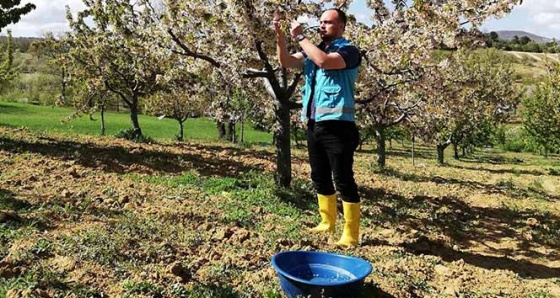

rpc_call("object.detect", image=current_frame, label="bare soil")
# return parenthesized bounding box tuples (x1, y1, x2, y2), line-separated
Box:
(0, 127, 559, 297)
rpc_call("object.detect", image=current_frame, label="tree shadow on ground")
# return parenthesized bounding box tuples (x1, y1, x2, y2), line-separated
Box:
(377, 167, 559, 202)
(0, 188, 124, 232)
(0, 135, 272, 178)
(274, 179, 317, 212)
(385, 147, 437, 160)
(0, 188, 32, 211)
(360, 283, 397, 298)
(449, 163, 545, 176)
(0, 188, 51, 231)
(359, 186, 560, 279)
(0, 104, 27, 114)
(458, 152, 525, 165)
(402, 236, 560, 279)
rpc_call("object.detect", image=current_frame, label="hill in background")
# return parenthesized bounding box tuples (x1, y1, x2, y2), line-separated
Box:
(495, 30, 559, 44)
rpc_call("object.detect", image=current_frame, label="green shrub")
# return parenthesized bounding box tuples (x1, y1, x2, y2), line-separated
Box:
(548, 168, 560, 176)
(499, 125, 540, 153)
(0, 73, 61, 105)
(114, 128, 155, 143)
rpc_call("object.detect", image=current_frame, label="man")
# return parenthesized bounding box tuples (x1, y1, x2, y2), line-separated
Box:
(273, 8, 361, 248)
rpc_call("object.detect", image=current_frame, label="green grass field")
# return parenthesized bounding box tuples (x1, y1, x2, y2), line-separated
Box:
(0, 101, 272, 143)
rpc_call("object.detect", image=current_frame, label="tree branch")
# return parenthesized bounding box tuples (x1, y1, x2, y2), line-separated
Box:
(286, 71, 303, 98)
(243, 68, 270, 78)
(363, 52, 417, 76)
(254, 39, 282, 97)
(357, 78, 417, 105)
(255, 39, 275, 75)
(104, 80, 132, 107)
(166, 29, 221, 68)
(289, 101, 302, 110)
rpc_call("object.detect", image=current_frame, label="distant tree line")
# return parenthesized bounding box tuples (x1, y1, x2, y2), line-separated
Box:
(0, 36, 41, 52)
(485, 31, 560, 53)
(0, 0, 36, 53)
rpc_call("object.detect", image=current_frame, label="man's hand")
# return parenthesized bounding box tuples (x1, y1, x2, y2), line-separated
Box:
(290, 20, 303, 39)
(273, 10, 285, 36)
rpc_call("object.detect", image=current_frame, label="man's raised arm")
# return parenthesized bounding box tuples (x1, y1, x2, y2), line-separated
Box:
(273, 16, 304, 69)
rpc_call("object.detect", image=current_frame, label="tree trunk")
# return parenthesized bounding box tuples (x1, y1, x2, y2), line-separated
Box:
(274, 99, 292, 187)
(217, 121, 226, 139)
(60, 68, 67, 105)
(453, 143, 459, 159)
(462, 146, 466, 157)
(100, 104, 106, 136)
(411, 134, 415, 166)
(374, 126, 387, 168)
(437, 143, 448, 165)
(293, 124, 299, 147)
(178, 120, 184, 141)
(129, 98, 142, 139)
(359, 134, 368, 151)
(226, 121, 236, 142)
(240, 119, 244, 143)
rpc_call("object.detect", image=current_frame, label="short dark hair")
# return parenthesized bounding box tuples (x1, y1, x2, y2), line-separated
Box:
(325, 8, 347, 25)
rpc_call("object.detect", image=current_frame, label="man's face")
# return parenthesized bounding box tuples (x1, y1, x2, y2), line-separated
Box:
(319, 10, 345, 42)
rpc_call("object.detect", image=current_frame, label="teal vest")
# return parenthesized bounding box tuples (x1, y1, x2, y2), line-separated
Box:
(301, 37, 359, 122)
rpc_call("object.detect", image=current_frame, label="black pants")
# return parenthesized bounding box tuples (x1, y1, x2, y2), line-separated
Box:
(307, 120, 360, 203)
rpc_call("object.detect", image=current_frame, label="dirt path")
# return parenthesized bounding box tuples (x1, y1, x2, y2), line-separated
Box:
(509, 51, 560, 62)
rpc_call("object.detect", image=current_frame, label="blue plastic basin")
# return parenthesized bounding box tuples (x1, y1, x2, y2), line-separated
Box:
(271, 251, 373, 298)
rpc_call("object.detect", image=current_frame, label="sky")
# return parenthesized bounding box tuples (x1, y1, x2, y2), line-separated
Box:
(2, 0, 560, 40)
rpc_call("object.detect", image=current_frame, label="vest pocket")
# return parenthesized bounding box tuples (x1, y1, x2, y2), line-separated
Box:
(320, 86, 341, 108)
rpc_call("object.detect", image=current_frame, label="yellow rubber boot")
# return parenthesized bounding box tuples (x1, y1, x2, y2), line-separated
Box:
(309, 194, 337, 233)
(336, 202, 360, 248)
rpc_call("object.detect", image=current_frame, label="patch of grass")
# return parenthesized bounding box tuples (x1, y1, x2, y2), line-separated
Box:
(123, 280, 163, 297)
(527, 178, 545, 192)
(1, 263, 71, 294)
(526, 290, 555, 298)
(496, 177, 515, 189)
(167, 283, 190, 297)
(65, 284, 106, 298)
(0, 275, 38, 297)
(263, 290, 283, 298)
(166, 172, 201, 187)
(0, 224, 37, 260)
(113, 212, 166, 243)
(184, 283, 239, 298)
(410, 277, 433, 293)
(29, 238, 53, 257)
(133, 170, 313, 219)
(29, 264, 68, 289)
(218, 202, 256, 227)
(59, 226, 123, 266)
(203, 177, 241, 194)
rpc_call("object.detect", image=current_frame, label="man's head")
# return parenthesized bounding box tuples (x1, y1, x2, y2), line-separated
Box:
(319, 8, 347, 42)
